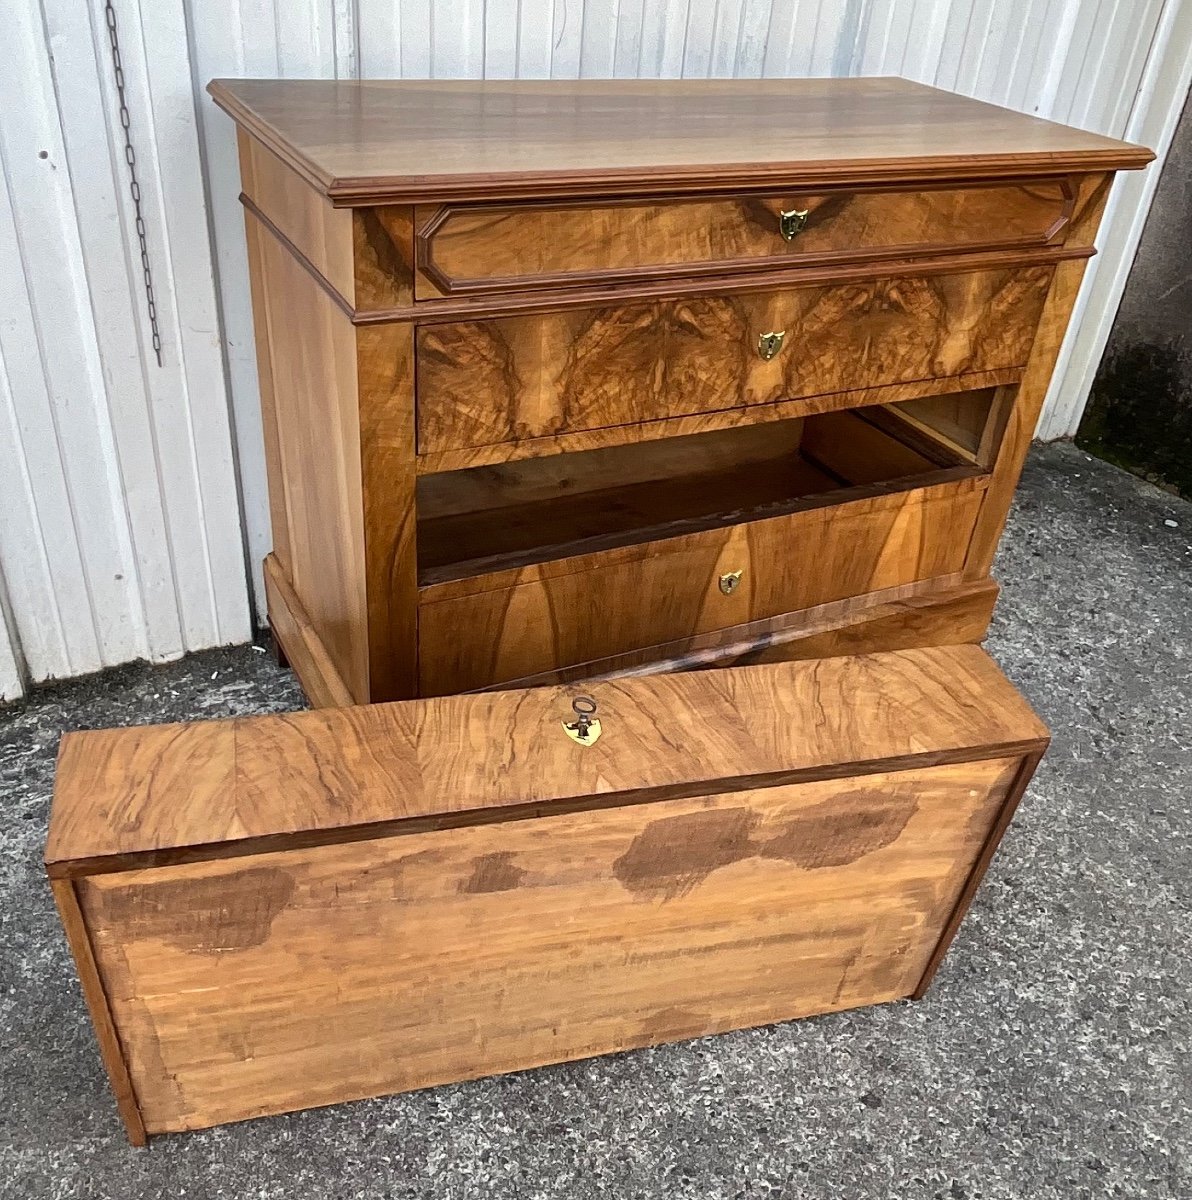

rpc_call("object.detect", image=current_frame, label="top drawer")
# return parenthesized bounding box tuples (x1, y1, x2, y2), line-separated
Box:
(414, 180, 1072, 298)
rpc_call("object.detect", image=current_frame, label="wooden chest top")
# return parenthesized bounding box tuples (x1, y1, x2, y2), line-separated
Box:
(206, 77, 1152, 204)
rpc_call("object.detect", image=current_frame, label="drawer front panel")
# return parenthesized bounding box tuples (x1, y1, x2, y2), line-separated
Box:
(417, 479, 983, 695)
(415, 266, 1052, 456)
(414, 181, 1070, 297)
(79, 754, 1021, 1133)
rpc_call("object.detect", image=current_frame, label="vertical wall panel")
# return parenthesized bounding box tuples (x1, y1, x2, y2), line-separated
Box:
(0, 0, 250, 691)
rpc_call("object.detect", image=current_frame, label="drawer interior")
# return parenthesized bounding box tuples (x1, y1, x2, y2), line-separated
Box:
(416, 388, 1000, 586)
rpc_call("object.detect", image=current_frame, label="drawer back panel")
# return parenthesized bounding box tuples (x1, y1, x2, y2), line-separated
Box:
(414, 266, 1052, 455)
(78, 755, 1021, 1134)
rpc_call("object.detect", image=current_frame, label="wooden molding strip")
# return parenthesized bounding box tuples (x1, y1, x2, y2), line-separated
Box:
(362, 244, 1094, 326)
(241, 195, 355, 319)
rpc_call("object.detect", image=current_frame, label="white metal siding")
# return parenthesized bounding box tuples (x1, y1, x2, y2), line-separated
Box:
(1, 0, 1189, 695)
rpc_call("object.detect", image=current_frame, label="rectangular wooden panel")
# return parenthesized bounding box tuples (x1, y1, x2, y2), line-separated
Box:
(415, 267, 1053, 455)
(414, 180, 1070, 297)
(242, 210, 370, 702)
(416, 478, 985, 694)
(78, 754, 1023, 1134)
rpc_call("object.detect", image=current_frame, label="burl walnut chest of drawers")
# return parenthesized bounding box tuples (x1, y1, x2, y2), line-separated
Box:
(208, 78, 1150, 705)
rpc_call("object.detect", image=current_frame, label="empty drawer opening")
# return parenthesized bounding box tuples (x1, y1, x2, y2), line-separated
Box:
(416, 387, 1002, 586)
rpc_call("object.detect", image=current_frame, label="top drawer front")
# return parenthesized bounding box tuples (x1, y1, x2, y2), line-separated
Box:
(414, 180, 1071, 298)
(415, 266, 1052, 456)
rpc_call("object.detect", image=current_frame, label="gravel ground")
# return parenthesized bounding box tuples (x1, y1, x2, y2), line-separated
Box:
(1, 441, 1189, 1200)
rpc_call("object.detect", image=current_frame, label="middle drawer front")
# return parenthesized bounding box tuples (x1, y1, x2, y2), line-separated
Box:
(415, 266, 1052, 456)
(417, 477, 984, 695)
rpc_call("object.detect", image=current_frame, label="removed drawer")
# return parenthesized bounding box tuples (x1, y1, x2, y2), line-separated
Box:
(413, 180, 1071, 297)
(49, 646, 1048, 1140)
(415, 266, 1051, 455)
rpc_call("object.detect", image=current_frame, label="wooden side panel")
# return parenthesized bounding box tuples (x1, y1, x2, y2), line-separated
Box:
(243, 211, 369, 702)
(417, 479, 985, 694)
(414, 181, 1070, 297)
(238, 130, 355, 303)
(415, 267, 1053, 454)
(79, 755, 1024, 1134)
(50, 878, 147, 1146)
(262, 553, 355, 708)
(965, 174, 1112, 575)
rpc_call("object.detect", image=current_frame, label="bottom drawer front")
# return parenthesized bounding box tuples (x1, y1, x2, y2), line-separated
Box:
(418, 481, 983, 695)
(79, 755, 1021, 1134)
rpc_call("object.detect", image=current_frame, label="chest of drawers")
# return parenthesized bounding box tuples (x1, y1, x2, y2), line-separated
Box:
(209, 77, 1150, 705)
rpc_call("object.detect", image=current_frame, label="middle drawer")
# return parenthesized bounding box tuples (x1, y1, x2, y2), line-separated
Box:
(415, 266, 1052, 456)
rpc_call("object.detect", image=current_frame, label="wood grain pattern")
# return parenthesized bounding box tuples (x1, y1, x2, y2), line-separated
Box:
(206, 78, 1151, 204)
(416, 477, 986, 694)
(357, 322, 418, 701)
(484, 577, 1000, 690)
(243, 209, 370, 702)
(46, 644, 1048, 875)
(76, 754, 1024, 1134)
(414, 180, 1071, 297)
(415, 267, 1053, 454)
(414, 369, 1021, 475)
(352, 204, 414, 309)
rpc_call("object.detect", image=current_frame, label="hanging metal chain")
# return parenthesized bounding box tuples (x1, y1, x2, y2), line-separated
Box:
(104, 0, 163, 365)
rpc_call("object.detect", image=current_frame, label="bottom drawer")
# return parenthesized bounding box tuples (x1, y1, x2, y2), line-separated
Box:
(417, 478, 985, 695)
(50, 646, 1047, 1139)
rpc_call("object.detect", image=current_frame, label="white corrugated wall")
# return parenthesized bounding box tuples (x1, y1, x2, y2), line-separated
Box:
(1, 0, 1190, 701)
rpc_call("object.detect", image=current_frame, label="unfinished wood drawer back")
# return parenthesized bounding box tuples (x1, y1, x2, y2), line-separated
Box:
(48, 646, 1048, 1142)
(413, 180, 1072, 298)
(414, 266, 1052, 455)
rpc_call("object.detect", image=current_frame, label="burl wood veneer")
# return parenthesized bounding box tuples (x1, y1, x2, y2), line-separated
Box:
(47, 645, 1048, 1142)
(209, 77, 1151, 704)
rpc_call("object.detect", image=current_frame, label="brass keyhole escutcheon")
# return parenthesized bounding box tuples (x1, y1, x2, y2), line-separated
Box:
(719, 569, 744, 596)
(757, 331, 785, 361)
(779, 207, 809, 240)
(562, 695, 602, 746)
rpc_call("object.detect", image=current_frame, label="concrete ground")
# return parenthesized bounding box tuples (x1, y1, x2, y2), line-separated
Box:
(1, 441, 1189, 1200)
